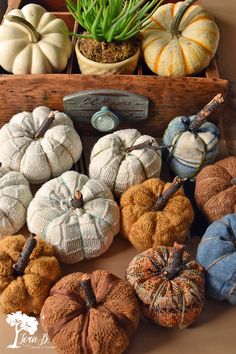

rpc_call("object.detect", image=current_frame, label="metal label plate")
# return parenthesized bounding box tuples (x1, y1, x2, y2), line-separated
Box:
(63, 89, 149, 123)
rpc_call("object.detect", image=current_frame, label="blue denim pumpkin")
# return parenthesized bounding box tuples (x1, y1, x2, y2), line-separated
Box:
(196, 214, 236, 304)
(163, 115, 219, 179)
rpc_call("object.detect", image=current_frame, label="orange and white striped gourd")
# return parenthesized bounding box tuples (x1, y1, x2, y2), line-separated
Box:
(142, 0, 219, 76)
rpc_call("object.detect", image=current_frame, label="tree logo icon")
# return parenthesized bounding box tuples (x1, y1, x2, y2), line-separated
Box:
(6, 311, 38, 348)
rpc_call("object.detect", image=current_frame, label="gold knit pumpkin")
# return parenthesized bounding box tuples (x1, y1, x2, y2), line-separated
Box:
(0, 235, 61, 314)
(142, 0, 219, 76)
(120, 177, 194, 251)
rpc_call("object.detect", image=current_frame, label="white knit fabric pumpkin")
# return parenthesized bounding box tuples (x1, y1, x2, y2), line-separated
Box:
(0, 106, 82, 184)
(27, 171, 120, 264)
(89, 129, 162, 197)
(0, 166, 32, 238)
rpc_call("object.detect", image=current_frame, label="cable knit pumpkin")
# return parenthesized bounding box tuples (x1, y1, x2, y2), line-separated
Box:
(195, 156, 236, 222)
(120, 177, 194, 251)
(0, 165, 32, 238)
(126, 244, 205, 328)
(163, 94, 224, 179)
(27, 171, 120, 264)
(0, 106, 82, 184)
(89, 129, 162, 197)
(40, 270, 140, 354)
(0, 234, 61, 314)
(196, 214, 236, 304)
(142, 0, 219, 76)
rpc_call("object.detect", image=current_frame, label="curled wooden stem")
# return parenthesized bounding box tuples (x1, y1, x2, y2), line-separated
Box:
(71, 191, 83, 208)
(34, 112, 55, 139)
(126, 139, 173, 153)
(153, 177, 186, 211)
(231, 177, 236, 185)
(162, 242, 185, 280)
(188, 94, 224, 133)
(13, 234, 37, 276)
(80, 278, 97, 308)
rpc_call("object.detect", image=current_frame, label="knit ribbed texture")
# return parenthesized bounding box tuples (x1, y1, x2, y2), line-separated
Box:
(120, 178, 194, 251)
(27, 171, 120, 264)
(196, 214, 236, 304)
(0, 106, 82, 184)
(0, 167, 32, 238)
(0, 234, 61, 314)
(40, 270, 140, 354)
(89, 129, 162, 197)
(126, 247, 205, 328)
(195, 156, 236, 222)
(163, 116, 219, 179)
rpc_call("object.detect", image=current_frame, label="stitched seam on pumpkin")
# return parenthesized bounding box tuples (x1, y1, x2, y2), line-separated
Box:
(206, 252, 235, 271)
(1, 193, 28, 211)
(0, 207, 14, 231)
(48, 137, 75, 163)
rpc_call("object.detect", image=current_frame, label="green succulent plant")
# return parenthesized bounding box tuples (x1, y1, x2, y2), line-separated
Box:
(66, 0, 163, 42)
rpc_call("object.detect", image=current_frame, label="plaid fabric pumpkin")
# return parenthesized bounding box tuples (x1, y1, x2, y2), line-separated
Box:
(126, 244, 205, 328)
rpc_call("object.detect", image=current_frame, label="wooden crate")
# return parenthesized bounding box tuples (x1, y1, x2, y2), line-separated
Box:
(0, 0, 229, 157)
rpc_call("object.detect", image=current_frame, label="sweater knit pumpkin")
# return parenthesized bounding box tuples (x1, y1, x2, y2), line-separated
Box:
(0, 166, 32, 238)
(40, 270, 140, 354)
(0, 106, 82, 183)
(195, 156, 236, 222)
(27, 171, 120, 264)
(89, 129, 162, 197)
(126, 244, 205, 328)
(196, 214, 236, 304)
(0, 234, 61, 314)
(163, 115, 219, 179)
(120, 178, 194, 251)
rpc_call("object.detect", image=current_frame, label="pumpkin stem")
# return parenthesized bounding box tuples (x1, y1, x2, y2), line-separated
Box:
(171, 0, 197, 37)
(13, 233, 37, 276)
(231, 177, 236, 185)
(188, 94, 224, 133)
(80, 277, 97, 308)
(153, 176, 186, 211)
(126, 139, 173, 152)
(71, 191, 83, 208)
(34, 112, 55, 139)
(5, 15, 40, 43)
(163, 242, 185, 280)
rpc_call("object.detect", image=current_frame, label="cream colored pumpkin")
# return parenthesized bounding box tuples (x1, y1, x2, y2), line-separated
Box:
(0, 166, 32, 238)
(0, 4, 72, 74)
(89, 129, 162, 197)
(0, 106, 82, 184)
(142, 0, 219, 76)
(27, 171, 120, 264)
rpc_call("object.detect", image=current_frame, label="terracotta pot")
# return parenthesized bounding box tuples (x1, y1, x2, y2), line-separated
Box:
(75, 41, 140, 74)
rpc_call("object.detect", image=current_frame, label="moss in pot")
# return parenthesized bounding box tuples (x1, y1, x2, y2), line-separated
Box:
(66, 0, 163, 74)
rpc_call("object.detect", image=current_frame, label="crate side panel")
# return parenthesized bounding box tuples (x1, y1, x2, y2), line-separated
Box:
(0, 75, 228, 136)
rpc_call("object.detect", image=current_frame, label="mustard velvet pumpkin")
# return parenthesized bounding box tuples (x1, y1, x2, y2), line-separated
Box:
(142, 0, 219, 76)
(0, 234, 61, 314)
(120, 177, 194, 251)
(0, 4, 72, 74)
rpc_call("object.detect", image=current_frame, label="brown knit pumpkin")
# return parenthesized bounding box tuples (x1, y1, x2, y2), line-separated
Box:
(0, 234, 61, 314)
(120, 177, 194, 251)
(40, 270, 140, 354)
(126, 243, 205, 328)
(195, 156, 236, 222)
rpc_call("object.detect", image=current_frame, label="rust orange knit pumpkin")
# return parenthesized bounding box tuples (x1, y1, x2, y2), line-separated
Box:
(120, 177, 194, 251)
(0, 234, 61, 314)
(195, 156, 236, 222)
(40, 270, 140, 354)
(126, 243, 205, 328)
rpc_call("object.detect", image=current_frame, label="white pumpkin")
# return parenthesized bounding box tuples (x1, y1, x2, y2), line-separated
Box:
(89, 129, 162, 197)
(27, 171, 120, 264)
(0, 165, 32, 238)
(0, 4, 72, 74)
(142, 0, 219, 76)
(0, 106, 82, 184)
